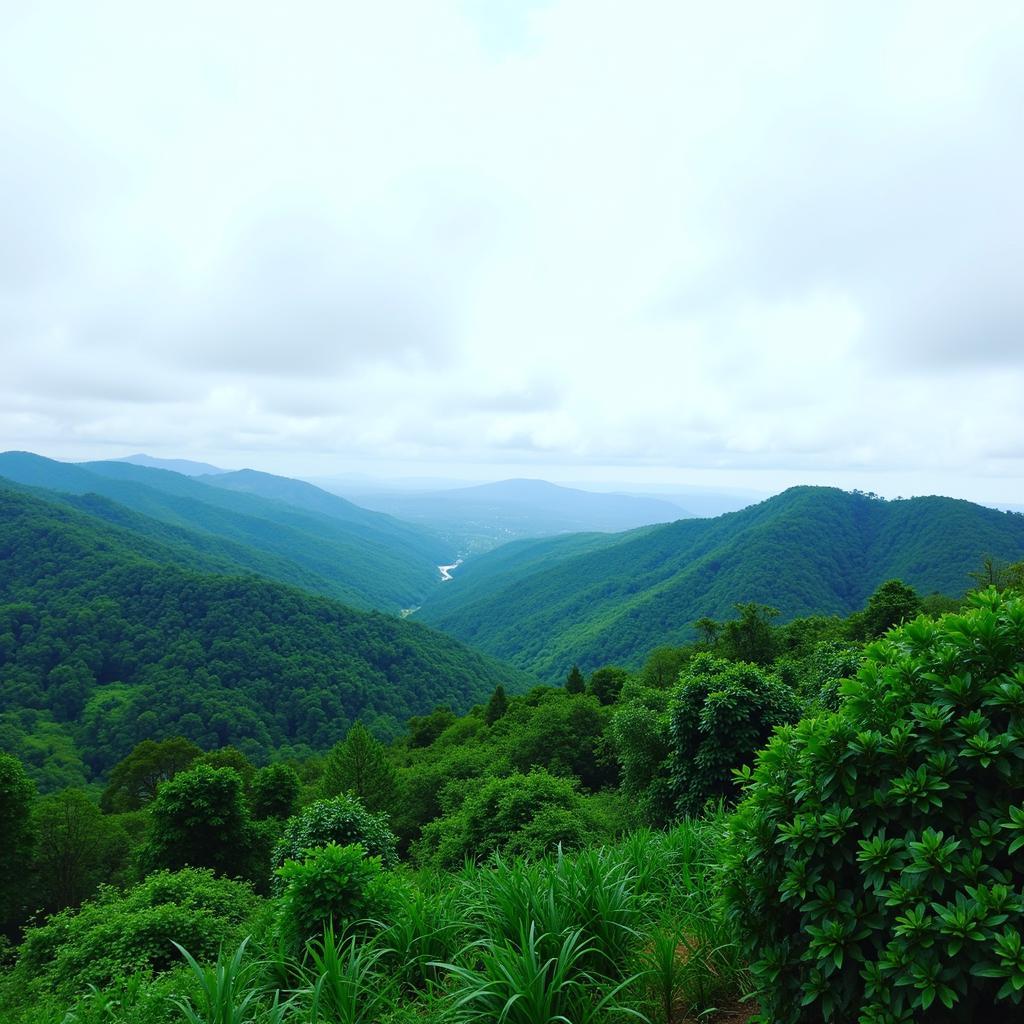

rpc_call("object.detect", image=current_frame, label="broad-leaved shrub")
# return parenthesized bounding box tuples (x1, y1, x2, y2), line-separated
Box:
(726, 590, 1024, 1022)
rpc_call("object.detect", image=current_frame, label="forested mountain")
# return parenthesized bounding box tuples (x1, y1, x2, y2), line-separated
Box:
(0, 487, 534, 789)
(0, 452, 451, 611)
(345, 477, 689, 552)
(417, 486, 1024, 677)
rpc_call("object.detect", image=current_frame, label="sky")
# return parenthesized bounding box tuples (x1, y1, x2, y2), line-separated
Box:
(2, 0, 1023, 503)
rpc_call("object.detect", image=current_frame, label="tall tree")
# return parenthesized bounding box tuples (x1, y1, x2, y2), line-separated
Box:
(484, 685, 509, 725)
(100, 737, 201, 812)
(861, 579, 921, 638)
(146, 765, 251, 877)
(32, 789, 127, 913)
(321, 722, 398, 813)
(0, 753, 34, 936)
(249, 763, 301, 820)
(565, 664, 585, 694)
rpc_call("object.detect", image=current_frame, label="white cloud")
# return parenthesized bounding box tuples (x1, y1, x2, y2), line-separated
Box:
(1, 0, 1022, 501)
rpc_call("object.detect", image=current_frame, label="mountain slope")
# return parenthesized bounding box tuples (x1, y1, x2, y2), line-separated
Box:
(0, 452, 451, 611)
(0, 487, 534, 783)
(115, 453, 226, 476)
(417, 487, 1024, 678)
(346, 477, 689, 552)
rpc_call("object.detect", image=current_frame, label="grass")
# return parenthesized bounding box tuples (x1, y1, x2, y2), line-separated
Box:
(3, 821, 750, 1024)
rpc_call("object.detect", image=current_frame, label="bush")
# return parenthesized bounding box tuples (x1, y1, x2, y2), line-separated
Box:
(272, 795, 398, 891)
(276, 843, 399, 951)
(669, 654, 800, 816)
(725, 590, 1024, 1022)
(416, 770, 604, 869)
(17, 868, 256, 995)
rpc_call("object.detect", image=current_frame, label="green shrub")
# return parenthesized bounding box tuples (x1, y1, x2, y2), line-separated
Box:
(275, 843, 399, 951)
(726, 590, 1024, 1022)
(17, 869, 257, 995)
(416, 770, 604, 869)
(271, 796, 398, 891)
(669, 654, 800, 816)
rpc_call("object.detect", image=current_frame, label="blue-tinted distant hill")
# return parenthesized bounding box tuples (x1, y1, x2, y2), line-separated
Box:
(114, 453, 227, 476)
(346, 477, 689, 552)
(0, 452, 452, 611)
(417, 486, 1024, 678)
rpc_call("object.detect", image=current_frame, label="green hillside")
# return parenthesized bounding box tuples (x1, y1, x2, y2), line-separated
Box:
(417, 486, 1024, 677)
(0, 487, 534, 787)
(0, 452, 451, 611)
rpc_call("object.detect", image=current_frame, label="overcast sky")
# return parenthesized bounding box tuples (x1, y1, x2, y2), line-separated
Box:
(2, 1, 1022, 502)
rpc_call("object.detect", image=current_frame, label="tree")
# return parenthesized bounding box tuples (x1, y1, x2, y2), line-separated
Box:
(587, 666, 629, 706)
(484, 685, 509, 725)
(31, 789, 128, 913)
(146, 765, 252, 878)
(639, 646, 690, 689)
(693, 617, 720, 648)
(0, 752, 34, 935)
(321, 722, 399, 813)
(249, 763, 300, 820)
(565, 665, 585, 694)
(100, 737, 200, 812)
(860, 578, 921, 638)
(719, 603, 779, 665)
(669, 654, 800, 815)
(195, 746, 254, 785)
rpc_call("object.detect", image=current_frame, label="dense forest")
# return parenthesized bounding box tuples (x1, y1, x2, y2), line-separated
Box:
(418, 485, 1024, 675)
(0, 452, 453, 612)
(3, 456, 1024, 1023)
(3, 555, 1023, 1022)
(0, 487, 533, 790)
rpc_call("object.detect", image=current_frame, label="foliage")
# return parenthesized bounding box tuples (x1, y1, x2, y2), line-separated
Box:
(100, 737, 201, 812)
(31, 789, 130, 914)
(320, 723, 399, 813)
(589, 666, 630, 705)
(611, 693, 673, 827)
(146, 765, 254, 878)
(417, 486, 1024, 677)
(725, 589, 1024, 1021)
(0, 751, 35, 935)
(249, 763, 301, 821)
(275, 843, 399, 951)
(417, 770, 605, 868)
(483, 685, 508, 725)
(669, 654, 800, 816)
(565, 664, 585, 694)
(0, 486, 533, 778)
(17, 869, 256, 995)
(858, 578, 922, 639)
(272, 796, 398, 889)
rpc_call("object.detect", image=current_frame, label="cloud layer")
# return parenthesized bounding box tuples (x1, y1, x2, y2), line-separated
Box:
(2, 1, 1022, 500)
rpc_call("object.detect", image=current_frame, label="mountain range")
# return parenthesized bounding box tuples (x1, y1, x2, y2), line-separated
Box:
(416, 485, 1024, 678)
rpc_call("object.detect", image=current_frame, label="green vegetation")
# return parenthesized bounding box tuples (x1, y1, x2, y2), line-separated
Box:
(727, 589, 1024, 1021)
(0, 451, 451, 611)
(3, 454, 1024, 1023)
(0, 486, 533, 789)
(418, 486, 1024, 676)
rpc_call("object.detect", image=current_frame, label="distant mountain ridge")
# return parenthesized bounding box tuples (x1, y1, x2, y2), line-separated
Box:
(417, 486, 1024, 678)
(344, 477, 690, 552)
(114, 453, 227, 476)
(0, 451, 452, 611)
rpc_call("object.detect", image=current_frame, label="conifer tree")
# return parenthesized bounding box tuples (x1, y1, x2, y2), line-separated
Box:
(565, 664, 585, 694)
(484, 684, 508, 725)
(321, 722, 398, 813)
